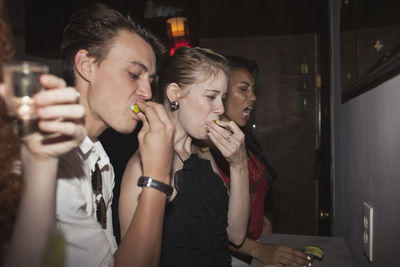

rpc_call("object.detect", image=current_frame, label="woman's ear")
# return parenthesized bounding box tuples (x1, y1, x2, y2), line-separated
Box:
(166, 82, 183, 102)
(74, 49, 95, 82)
(0, 83, 5, 99)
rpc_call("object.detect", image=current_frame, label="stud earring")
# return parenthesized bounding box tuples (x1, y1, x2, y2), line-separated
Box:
(170, 101, 179, 111)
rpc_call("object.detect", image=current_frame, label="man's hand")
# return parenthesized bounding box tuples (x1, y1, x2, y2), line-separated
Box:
(22, 74, 86, 160)
(136, 101, 174, 183)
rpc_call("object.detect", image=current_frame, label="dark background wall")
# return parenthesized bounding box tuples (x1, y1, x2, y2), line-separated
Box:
(330, 0, 400, 266)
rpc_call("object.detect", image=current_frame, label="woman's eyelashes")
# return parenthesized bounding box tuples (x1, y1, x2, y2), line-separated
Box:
(128, 71, 140, 80)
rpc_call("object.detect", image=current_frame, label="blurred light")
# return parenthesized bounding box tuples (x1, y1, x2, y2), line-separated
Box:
(166, 17, 191, 56)
(166, 17, 187, 38)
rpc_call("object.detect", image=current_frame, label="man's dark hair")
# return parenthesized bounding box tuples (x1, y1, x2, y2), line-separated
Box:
(225, 55, 259, 81)
(61, 3, 167, 85)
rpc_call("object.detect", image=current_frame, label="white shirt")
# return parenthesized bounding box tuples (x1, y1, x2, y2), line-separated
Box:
(56, 136, 117, 267)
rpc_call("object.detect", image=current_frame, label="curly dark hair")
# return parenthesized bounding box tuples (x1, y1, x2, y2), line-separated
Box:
(0, 0, 22, 261)
(61, 3, 167, 86)
(0, 0, 14, 80)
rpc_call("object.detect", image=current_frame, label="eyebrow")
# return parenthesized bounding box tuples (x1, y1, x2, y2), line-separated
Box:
(205, 89, 222, 93)
(238, 81, 250, 86)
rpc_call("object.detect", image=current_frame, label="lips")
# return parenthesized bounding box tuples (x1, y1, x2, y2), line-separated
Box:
(242, 106, 253, 120)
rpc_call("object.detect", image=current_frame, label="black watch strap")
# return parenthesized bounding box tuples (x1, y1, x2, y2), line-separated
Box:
(137, 176, 173, 198)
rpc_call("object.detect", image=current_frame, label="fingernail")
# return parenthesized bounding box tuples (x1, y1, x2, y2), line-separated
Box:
(307, 256, 311, 261)
(309, 262, 312, 267)
(130, 104, 141, 114)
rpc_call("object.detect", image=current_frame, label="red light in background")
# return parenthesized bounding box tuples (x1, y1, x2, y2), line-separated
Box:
(169, 38, 191, 56)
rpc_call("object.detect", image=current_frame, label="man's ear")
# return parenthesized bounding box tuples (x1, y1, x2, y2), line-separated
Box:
(166, 83, 183, 102)
(74, 49, 95, 82)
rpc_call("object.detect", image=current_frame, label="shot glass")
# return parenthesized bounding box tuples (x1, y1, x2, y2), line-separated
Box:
(2, 61, 49, 135)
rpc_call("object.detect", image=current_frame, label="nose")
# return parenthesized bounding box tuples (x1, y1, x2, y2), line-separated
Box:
(215, 99, 225, 116)
(249, 89, 256, 102)
(137, 78, 152, 101)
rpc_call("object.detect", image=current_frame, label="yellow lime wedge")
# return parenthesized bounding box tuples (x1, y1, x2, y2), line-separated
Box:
(305, 245, 324, 260)
(131, 104, 141, 114)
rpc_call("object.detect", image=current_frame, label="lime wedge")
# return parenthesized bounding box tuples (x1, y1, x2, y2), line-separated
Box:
(305, 245, 324, 260)
(131, 104, 141, 114)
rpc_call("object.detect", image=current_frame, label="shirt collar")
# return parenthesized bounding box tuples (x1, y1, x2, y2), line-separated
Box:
(78, 136, 110, 169)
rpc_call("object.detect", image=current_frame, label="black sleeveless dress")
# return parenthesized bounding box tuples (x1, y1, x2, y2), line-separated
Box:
(160, 153, 231, 267)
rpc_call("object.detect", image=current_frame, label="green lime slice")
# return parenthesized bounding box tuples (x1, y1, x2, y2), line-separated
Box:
(305, 245, 324, 259)
(131, 104, 141, 114)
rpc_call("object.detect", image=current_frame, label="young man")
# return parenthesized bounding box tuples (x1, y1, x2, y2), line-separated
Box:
(58, 4, 174, 267)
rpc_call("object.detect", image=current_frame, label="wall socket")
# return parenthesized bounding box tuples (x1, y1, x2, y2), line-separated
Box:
(362, 201, 373, 262)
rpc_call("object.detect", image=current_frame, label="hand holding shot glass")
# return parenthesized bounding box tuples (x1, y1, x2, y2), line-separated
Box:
(1, 61, 86, 157)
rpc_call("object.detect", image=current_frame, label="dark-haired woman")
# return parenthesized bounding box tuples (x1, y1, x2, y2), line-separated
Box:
(203, 56, 310, 267)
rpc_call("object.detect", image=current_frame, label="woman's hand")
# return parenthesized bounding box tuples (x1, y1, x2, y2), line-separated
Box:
(255, 243, 310, 267)
(21, 74, 86, 160)
(206, 119, 246, 167)
(207, 120, 249, 246)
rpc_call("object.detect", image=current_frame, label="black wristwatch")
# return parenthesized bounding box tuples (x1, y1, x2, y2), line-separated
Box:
(137, 176, 173, 198)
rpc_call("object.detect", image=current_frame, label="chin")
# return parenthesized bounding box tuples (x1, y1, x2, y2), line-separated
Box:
(114, 120, 138, 134)
(189, 129, 208, 141)
(237, 120, 247, 128)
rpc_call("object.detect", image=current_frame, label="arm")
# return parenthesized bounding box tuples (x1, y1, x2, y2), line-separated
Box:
(119, 152, 144, 239)
(4, 149, 59, 267)
(206, 120, 250, 246)
(226, 159, 249, 246)
(229, 238, 309, 267)
(2, 75, 85, 267)
(115, 101, 174, 267)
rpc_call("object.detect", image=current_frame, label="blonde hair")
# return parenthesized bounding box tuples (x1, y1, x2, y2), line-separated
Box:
(158, 46, 230, 104)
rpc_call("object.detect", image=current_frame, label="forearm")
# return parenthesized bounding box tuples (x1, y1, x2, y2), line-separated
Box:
(115, 187, 167, 267)
(227, 163, 250, 245)
(229, 237, 262, 259)
(4, 149, 58, 267)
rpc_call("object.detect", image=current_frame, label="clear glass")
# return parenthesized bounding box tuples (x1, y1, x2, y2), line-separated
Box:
(2, 61, 49, 121)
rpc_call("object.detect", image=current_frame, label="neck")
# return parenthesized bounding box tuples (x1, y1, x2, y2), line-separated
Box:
(75, 80, 107, 140)
(173, 128, 192, 160)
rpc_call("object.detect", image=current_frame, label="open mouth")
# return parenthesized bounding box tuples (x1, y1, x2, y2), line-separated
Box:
(242, 106, 253, 120)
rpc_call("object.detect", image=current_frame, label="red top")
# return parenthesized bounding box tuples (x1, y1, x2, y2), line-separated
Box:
(218, 153, 269, 240)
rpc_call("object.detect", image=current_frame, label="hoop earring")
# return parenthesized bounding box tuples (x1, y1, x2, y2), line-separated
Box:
(170, 101, 179, 111)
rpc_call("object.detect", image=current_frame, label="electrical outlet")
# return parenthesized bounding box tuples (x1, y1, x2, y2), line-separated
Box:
(362, 202, 373, 262)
